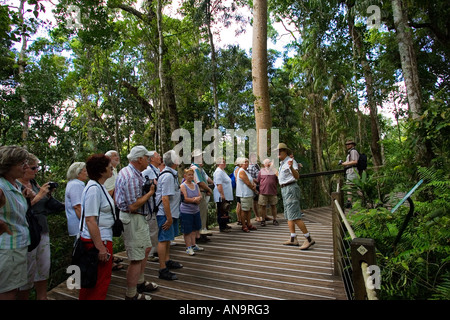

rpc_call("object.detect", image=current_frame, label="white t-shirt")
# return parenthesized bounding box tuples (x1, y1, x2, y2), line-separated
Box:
(213, 167, 233, 202)
(80, 180, 115, 242)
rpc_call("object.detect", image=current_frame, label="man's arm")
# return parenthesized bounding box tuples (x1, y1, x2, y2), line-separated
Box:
(161, 195, 172, 230)
(128, 185, 155, 212)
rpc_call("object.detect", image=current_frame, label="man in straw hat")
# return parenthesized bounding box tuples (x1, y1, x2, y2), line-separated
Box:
(277, 143, 315, 250)
(340, 139, 360, 208)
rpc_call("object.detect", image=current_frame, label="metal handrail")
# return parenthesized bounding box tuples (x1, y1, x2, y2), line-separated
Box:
(334, 199, 356, 240)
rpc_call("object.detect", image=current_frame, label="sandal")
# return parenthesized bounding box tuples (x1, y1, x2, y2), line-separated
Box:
(125, 293, 152, 300)
(273, 220, 279, 226)
(112, 263, 124, 271)
(248, 224, 257, 230)
(260, 220, 266, 227)
(137, 281, 159, 293)
(242, 227, 250, 233)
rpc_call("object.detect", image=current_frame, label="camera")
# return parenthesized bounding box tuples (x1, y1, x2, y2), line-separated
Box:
(48, 182, 58, 189)
(143, 175, 154, 194)
(338, 160, 343, 166)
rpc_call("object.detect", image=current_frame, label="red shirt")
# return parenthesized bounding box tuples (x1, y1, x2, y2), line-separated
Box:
(257, 168, 279, 195)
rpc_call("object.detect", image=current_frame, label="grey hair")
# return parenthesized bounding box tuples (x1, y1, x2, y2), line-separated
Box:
(105, 150, 118, 157)
(0, 145, 29, 177)
(163, 150, 179, 167)
(66, 162, 86, 180)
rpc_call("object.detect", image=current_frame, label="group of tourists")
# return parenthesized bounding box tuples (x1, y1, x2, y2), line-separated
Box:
(0, 141, 321, 301)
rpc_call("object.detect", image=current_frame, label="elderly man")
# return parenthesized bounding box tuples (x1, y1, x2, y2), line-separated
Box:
(155, 150, 183, 280)
(104, 150, 120, 197)
(191, 149, 213, 241)
(142, 151, 162, 262)
(115, 145, 158, 300)
(277, 143, 315, 250)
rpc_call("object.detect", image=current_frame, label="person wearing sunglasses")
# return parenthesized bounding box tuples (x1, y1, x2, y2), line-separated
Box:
(16, 154, 53, 300)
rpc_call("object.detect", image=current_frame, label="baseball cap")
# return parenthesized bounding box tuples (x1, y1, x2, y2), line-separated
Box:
(127, 145, 152, 160)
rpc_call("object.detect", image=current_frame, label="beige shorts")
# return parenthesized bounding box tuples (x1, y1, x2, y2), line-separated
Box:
(240, 197, 253, 211)
(120, 211, 152, 261)
(0, 247, 28, 293)
(258, 194, 278, 206)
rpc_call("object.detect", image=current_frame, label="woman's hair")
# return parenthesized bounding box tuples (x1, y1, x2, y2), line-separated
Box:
(184, 168, 194, 175)
(0, 145, 29, 177)
(86, 154, 111, 181)
(66, 162, 86, 180)
(26, 153, 39, 166)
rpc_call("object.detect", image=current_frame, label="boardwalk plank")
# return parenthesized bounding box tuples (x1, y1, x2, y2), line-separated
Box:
(47, 206, 347, 300)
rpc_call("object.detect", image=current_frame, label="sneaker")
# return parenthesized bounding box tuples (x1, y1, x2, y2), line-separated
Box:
(166, 259, 183, 269)
(147, 255, 159, 262)
(159, 268, 177, 280)
(186, 247, 195, 256)
(200, 228, 213, 236)
(283, 236, 299, 246)
(192, 244, 204, 252)
(299, 238, 316, 250)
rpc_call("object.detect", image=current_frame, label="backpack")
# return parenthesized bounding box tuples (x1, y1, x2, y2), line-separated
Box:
(356, 153, 368, 173)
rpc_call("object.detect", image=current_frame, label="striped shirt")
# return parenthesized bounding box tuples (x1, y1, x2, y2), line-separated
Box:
(115, 164, 151, 215)
(0, 177, 30, 249)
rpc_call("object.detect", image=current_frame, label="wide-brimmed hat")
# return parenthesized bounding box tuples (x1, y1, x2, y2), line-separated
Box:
(276, 143, 291, 153)
(345, 140, 356, 146)
(191, 149, 204, 157)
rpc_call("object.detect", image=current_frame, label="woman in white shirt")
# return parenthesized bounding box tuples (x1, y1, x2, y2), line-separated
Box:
(213, 157, 233, 232)
(236, 158, 257, 232)
(78, 154, 115, 300)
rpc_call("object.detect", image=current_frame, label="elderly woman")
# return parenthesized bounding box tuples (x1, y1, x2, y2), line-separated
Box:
(78, 154, 115, 300)
(0, 145, 30, 300)
(236, 158, 257, 232)
(65, 162, 88, 238)
(213, 157, 233, 232)
(16, 154, 53, 300)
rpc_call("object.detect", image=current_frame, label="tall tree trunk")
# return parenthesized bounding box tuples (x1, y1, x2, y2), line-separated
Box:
(18, 0, 28, 144)
(252, 0, 272, 157)
(391, 0, 422, 119)
(392, 0, 434, 165)
(206, 1, 219, 129)
(157, 0, 179, 149)
(346, 3, 383, 168)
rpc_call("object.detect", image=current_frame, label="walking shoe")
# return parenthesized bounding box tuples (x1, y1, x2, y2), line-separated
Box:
(137, 281, 159, 293)
(299, 238, 316, 250)
(192, 244, 204, 252)
(283, 236, 299, 246)
(159, 268, 177, 280)
(166, 259, 183, 269)
(186, 247, 195, 256)
(125, 293, 152, 300)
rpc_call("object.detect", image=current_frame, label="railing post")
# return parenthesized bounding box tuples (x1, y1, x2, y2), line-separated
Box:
(331, 191, 342, 276)
(351, 238, 376, 300)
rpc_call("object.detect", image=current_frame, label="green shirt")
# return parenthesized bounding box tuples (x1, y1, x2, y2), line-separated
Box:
(0, 177, 30, 249)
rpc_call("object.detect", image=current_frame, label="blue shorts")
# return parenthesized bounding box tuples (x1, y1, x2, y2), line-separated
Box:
(180, 211, 201, 234)
(157, 215, 176, 242)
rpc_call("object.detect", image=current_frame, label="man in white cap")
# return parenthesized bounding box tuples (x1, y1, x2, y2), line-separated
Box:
(277, 143, 315, 250)
(115, 145, 158, 300)
(191, 149, 213, 242)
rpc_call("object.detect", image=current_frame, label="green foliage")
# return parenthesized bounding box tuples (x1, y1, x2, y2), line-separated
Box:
(348, 166, 450, 300)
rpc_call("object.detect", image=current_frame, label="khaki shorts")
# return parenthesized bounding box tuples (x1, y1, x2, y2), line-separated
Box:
(258, 194, 278, 206)
(120, 211, 152, 261)
(240, 197, 253, 211)
(0, 247, 28, 293)
(281, 183, 303, 220)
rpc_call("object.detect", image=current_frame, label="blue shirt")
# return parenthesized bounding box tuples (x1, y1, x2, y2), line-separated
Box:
(154, 167, 180, 218)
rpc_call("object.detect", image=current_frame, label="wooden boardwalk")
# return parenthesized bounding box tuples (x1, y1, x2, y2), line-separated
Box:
(48, 206, 347, 300)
